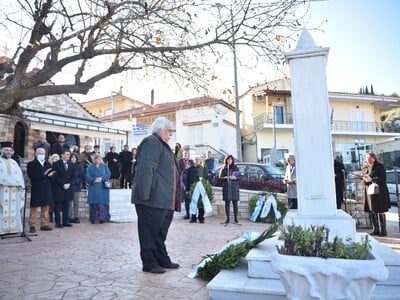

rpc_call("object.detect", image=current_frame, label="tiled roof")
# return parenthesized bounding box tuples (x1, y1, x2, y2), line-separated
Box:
(100, 96, 236, 122)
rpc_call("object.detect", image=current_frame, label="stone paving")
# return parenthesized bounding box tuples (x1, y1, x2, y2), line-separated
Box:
(1, 211, 399, 300)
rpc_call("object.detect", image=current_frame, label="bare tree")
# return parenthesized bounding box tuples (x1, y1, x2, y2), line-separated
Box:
(0, 0, 309, 115)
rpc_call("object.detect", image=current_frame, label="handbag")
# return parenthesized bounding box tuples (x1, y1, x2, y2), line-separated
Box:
(367, 182, 379, 195)
(102, 165, 112, 189)
(104, 180, 112, 189)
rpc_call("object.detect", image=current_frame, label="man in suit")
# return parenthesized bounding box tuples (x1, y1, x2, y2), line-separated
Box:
(52, 149, 76, 228)
(27, 147, 55, 233)
(51, 134, 69, 155)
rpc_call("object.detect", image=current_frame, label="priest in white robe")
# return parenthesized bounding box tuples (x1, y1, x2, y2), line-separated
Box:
(0, 141, 25, 235)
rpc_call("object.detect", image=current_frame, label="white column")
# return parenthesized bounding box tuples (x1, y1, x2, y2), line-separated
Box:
(284, 29, 355, 240)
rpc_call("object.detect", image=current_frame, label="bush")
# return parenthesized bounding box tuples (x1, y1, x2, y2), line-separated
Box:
(276, 224, 372, 260)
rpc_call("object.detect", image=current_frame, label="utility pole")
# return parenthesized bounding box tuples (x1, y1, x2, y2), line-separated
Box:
(231, 7, 242, 162)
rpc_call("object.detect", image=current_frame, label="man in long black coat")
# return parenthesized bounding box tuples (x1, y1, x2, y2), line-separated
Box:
(27, 148, 54, 233)
(52, 149, 76, 228)
(27, 148, 55, 232)
(334, 156, 345, 209)
(119, 145, 133, 189)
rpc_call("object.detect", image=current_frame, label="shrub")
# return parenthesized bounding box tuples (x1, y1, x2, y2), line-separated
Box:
(276, 224, 372, 260)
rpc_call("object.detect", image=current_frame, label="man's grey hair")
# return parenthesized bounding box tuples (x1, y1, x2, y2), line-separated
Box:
(151, 117, 173, 134)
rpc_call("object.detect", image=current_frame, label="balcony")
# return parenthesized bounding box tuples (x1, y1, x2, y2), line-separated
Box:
(254, 112, 293, 130)
(332, 121, 382, 132)
(254, 112, 384, 133)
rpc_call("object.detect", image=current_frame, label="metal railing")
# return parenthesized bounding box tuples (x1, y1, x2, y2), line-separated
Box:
(254, 112, 293, 130)
(332, 121, 382, 132)
(254, 112, 384, 133)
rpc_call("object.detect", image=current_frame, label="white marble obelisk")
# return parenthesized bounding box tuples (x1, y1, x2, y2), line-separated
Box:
(284, 29, 356, 240)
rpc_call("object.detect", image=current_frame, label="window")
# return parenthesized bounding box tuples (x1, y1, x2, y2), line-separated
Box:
(188, 124, 203, 145)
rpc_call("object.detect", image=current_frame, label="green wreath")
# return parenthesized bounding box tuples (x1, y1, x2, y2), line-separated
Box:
(189, 178, 214, 208)
(197, 223, 279, 281)
(248, 193, 287, 223)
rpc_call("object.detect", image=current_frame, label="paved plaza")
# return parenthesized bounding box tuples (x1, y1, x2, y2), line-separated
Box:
(1, 210, 399, 300)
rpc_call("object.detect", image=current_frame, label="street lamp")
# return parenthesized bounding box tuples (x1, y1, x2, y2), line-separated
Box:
(215, 3, 242, 161)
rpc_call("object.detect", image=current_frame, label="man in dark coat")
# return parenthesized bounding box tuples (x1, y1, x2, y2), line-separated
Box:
(119, 145, 133, 189)
(51, 134, 69, 155)
(185, 156, 208, 223)
(131, 117, 182, 274)
(334, 156, 345, 209)
(33, 131, 51, 159)
(27, 147, 55, 233)
(52, 149, 76, 228)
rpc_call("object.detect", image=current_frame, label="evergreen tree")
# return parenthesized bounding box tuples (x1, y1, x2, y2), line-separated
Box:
(365, 85, 369, 94)
(371, 84, 374, 95)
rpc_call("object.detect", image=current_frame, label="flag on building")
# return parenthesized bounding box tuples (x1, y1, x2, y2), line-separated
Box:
(132, 124, 148, 135)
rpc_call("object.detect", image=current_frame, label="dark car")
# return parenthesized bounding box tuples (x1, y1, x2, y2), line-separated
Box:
(386, 169, 400, 205)
(212, 162, 287, 193)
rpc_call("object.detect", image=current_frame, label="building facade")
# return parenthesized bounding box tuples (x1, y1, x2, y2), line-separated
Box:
(240, 78, 400, 170)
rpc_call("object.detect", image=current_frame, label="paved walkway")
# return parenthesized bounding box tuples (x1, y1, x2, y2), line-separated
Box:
(1, 210, 399, 300)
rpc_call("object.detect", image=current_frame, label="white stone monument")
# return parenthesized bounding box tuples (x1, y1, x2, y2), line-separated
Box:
(284, 29, 356, 240)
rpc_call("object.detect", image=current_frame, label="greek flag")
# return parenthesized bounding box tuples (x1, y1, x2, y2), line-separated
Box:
(132, 124, 148, 135)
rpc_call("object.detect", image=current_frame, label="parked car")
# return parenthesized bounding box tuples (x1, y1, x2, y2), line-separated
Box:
(212, 162, 287, 193)
(386, 169, 400, 205)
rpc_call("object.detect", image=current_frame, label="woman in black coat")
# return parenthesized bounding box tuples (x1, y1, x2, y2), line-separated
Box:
(219, 154, 240, 224)
(362, 152, 390, 236)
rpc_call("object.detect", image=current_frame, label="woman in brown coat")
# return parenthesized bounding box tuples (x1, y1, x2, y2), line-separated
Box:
(362, 152, 390, 236)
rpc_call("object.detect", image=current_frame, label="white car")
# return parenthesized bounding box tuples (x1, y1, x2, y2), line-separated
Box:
(386, 170, 400, 205)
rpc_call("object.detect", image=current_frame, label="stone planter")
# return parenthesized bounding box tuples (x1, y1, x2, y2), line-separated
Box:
(271, 251, 388, 300)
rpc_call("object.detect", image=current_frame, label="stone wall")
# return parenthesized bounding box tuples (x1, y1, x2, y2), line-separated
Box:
(211, 186, 287, 219)
(26, 187, 370, 229)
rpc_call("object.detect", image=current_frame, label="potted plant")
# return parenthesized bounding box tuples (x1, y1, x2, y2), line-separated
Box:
(271, 224, 388, 300)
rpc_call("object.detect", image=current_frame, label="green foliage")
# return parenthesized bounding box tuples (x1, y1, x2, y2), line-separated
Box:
(197, 241, 251, 281)
(276, 224, 372, 260)
(197, 223, 279, 281)
(248, 194, 288, 223)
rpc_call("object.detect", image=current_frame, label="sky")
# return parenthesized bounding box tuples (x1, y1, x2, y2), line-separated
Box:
(1, 1, 398, 103)
(70, 0, 399, 104)
(307, 0, 400, 96)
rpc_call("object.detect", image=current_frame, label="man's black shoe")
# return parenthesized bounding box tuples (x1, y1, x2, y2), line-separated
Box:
(189, 219, 196, 223)
(63, 223, 73, 227)
(161, 262, 180, 269)
(199, 220, 205, 224)
(183, 215, 190, 220)
(142, 266, 166, 274)
(55, 224, 63, 228)
(69, 217, 80, 223)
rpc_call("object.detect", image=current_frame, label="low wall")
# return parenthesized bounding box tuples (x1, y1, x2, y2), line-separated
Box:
(27, 188, 368, 228)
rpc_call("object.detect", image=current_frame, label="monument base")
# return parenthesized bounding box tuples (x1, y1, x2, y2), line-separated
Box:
(284, 209, 356, 241)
